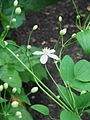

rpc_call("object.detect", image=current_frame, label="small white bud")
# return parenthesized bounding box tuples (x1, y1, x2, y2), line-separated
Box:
(57, 95, 60, 99)
(6, 25, 10, 29)
(76, 15, 80, 19)
(11, 18, 16, 23)
(16, 54, 19, 57)
(27, 45, 31, 49)
(11, 101, 19, 108)
(31, 87, 38, 93)
(4, 41, 8, 46)
(33, 25, 38, 30)
(81, 90, 87, 95)
(12, 87, 17, 93)
(0, 85, 3, 92)
(60, 28, 67, 36)
(72, 33, 76, 38)
(14, 0, 18, 7)
(16, 111, 22, 117)
(59, 16, 62, 22)
(18, 115, 22, 118)
(15, 7, 21, 15)
(4, 83, 8, 89)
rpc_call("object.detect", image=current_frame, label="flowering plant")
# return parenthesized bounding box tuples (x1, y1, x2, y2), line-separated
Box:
(0, 0, 90, 120)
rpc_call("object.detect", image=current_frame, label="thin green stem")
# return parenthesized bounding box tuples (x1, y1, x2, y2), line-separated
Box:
(27, 30, 33, 45)
(6, 47, 72, 112)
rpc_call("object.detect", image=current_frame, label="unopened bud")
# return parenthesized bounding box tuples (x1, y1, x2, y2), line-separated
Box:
(27, 45, 31, 49)
(11, 101, 19, 108)
(11, 18, 16, 23)
(31, 87, 38, 93)
(14, 0, 18, 7)
(12, 87, 17, 93)
(33, 25, 38, 30)
(76, 15, 80, 19)
(60, 28, 67, 36)
(4, 83, 8, 89)
(81, 90, 87, 95)
(0, 85, 3, 92)
(15, 7, 21, 15)
(59, 16, 62, 22)
(72, 33, 76, 38)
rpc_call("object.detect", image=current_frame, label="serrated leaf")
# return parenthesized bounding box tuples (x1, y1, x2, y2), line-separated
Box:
(31, 104, 49, 116)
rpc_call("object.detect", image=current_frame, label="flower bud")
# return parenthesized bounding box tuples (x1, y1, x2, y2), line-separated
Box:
(27, 45, 31, 49)
(57, 95, 60, 99)
(0, 85, 3, 92)
(33, 25, 38, 30)
(81, 90, 87, 95)
(18, 115, 22, 118)
(60, 28, 67, 36)
(31, 87, 38, 93)
(59, 16, 62, 22)
(72, 33, 76, 38)
(6, 25, 10, 29)
(15, 7, 21, 15)
(11, 18, 16, 23)
(16, 111, 22, 117)
(4, 41, 8, 46)
(12, 87, 17, 93)
(76, 15, 80, 19)
(14, 0, 18, 7)
(11, 101, 19, 108)
(4, 83, 8, 89)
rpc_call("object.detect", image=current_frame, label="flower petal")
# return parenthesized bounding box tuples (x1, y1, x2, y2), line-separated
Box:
(40, 54, 48, 64)
(32, 51, 44, 55)
(49, 49, 55, 54)
(48, 54, 59, 60)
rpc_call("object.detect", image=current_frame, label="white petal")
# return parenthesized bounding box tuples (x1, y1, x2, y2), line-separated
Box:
(32, 51, 43, 55)
(49, 49, 55, 54)
(48, 54, 59, 60)
(40, 54, 48, 64)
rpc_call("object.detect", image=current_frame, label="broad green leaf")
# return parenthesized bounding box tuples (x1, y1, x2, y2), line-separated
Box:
(31, 104, 49, 116)
(70, 79, 90, 92)
(74, 60, 90, 82)
(60, 55, 74, 83)
(76, 29, 90, 54)
(76, 92, 90, 109)
(0, 65, 22, 93)
(60, 110, 81, 120)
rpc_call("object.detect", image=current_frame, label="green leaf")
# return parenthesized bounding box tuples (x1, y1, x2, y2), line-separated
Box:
(70, 79, 90, 92)
(31, 104, 49, 116)
(60, 110, 81, 120)
(0, 65, 22, 93)
(60, 55, 74, 83)
(76, 92, 90, 109)
(74, 60, 90, 82)
(76, 29, 90, 54)
(8, 107, 33, 120)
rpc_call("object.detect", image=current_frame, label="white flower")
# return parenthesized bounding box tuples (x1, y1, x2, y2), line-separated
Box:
(12, 87, 17, 93)
(27, 45, 31, 49)
(4, 83, 8, 89)
(11, 18, 16, 23)
(0, 85, 3, 92)
(31, 87, 38, 93)
(33, 25, 38, 30)
(59, 16, 62, 22)
(60, 28, 67, 36)
(11, 101, 19, 108)
(16, 111, 22, 117)
(14, 0, 18, 7)
(15, 7, 21, 15)
(32, 48, 59, 64)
